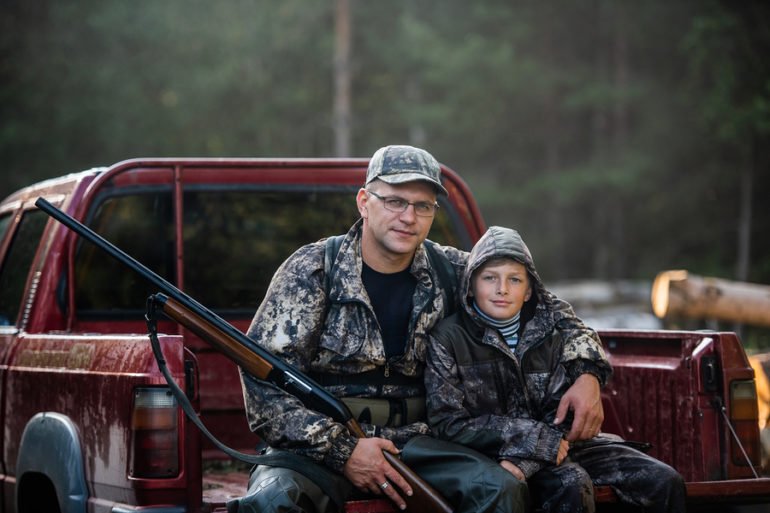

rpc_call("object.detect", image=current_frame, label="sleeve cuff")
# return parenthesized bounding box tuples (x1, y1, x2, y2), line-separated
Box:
(499, 424, 565, 465)
(501, 457, 545, 479)
(324, 432, 359, 474)
(566, 358, 611, 387)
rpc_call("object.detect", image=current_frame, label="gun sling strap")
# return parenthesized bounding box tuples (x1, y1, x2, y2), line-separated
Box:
(144, 297, 348, 509)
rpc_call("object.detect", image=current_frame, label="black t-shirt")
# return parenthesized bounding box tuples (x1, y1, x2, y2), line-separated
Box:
(362, 262, 417, 359)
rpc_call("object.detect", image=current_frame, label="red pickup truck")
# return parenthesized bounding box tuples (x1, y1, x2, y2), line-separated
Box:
(1, 158, 768, 513)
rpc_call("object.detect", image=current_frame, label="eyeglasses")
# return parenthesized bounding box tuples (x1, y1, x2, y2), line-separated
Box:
(366, 190, 439, 217)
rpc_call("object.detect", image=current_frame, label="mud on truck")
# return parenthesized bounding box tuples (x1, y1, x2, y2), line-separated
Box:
(0, 158, 769, 512)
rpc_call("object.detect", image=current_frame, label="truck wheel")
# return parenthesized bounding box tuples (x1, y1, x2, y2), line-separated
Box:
(17, 472, 62, 513)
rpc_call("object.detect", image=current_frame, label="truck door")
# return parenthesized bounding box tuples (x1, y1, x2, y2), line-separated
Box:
(0, 206, 51, 509)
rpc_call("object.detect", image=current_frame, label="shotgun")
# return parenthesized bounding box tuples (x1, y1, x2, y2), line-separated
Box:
(35, 197, 453, 513)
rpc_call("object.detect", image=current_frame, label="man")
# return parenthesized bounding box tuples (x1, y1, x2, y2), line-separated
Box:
(232, 145, 605, 513)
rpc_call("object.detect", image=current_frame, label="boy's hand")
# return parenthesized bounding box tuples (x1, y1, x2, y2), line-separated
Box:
(556, 438, 570, 465)
(554, 373, 603, 442)
(499, 459, 526, 481)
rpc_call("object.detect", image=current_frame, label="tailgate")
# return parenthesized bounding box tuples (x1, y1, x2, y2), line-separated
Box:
(599, 329, 770, 507)
(685, 478, 770, 504)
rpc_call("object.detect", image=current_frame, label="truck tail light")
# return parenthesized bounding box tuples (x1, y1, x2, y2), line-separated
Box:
(130, 387, 179, 478)
(729, 380, 761, 467)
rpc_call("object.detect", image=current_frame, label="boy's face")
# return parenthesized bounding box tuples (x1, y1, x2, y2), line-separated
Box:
(471, 259, 532, 321)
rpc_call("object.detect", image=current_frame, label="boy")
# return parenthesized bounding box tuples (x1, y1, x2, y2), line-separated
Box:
(425, 226, 686, 512)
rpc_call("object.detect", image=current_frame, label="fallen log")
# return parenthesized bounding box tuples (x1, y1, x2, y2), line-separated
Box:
(651, 270, 770, 328)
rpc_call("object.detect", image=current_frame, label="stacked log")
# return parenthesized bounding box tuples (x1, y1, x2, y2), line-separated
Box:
(651, 270, 770, 328)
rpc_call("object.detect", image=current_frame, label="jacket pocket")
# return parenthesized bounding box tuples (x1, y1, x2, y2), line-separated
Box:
(459, 359, 515, 416)
(318, 302, 371, 360)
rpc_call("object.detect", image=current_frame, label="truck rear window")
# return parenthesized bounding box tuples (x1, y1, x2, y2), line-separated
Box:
(75, 191, 174, 317)
(74, 186, 462, 319)
(181, 188, 359, 313)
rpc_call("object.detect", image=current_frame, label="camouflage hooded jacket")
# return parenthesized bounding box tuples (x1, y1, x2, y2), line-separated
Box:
(425, 226, 613, 478)
(241, 219, 467, 473)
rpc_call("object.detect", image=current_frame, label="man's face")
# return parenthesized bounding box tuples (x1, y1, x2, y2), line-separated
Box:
(357, 180, 437, 260)
(471, 259, 532, 321)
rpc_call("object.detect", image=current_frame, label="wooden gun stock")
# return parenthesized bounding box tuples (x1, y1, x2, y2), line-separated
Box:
(159, 294, 274, 379)
(33, 197, 451, 513)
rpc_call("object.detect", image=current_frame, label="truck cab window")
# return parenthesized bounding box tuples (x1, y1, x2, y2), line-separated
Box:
(73, 186, 466, 319)
(75, 191, 174, 316)
(0, 210, 49, 325)
(182, 188, 359, 315)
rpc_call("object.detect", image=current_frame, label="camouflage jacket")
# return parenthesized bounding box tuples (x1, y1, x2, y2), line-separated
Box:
(425, 226, 613, 479)
(241, 219, 467, 473)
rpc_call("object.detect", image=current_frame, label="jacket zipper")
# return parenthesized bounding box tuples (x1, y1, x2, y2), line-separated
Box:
(486, 329, 547, 415)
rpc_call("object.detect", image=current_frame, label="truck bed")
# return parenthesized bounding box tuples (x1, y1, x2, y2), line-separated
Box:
(203, 469, 248, 513)
(199, 460, 627, 513)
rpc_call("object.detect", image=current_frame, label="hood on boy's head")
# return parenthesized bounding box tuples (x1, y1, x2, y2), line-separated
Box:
(461, 226, 546, 314)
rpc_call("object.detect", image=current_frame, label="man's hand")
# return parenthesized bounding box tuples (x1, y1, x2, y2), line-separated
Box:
(554, 373, 604, 442)
(499, 459, 525, 481)
(343, 437, 412, 510)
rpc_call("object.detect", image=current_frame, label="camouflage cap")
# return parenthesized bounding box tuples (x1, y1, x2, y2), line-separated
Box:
(365, 145, 448, 196)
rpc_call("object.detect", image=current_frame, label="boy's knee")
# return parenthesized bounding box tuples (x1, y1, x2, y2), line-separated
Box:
(658, 464, 686, 496)
(636, 460, 685, 491)
(559, 463, 593, 493)
(533, 464, 593, 512)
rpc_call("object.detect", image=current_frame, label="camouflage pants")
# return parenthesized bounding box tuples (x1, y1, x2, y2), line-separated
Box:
(229, 435, 529, 513)
(529, 442, 685, 513)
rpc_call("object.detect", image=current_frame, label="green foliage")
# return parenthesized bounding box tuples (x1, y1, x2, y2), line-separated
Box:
(1, 0, 769, 296)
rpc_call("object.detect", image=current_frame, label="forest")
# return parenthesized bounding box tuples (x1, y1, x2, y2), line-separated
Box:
(1, 1, 769, 346)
